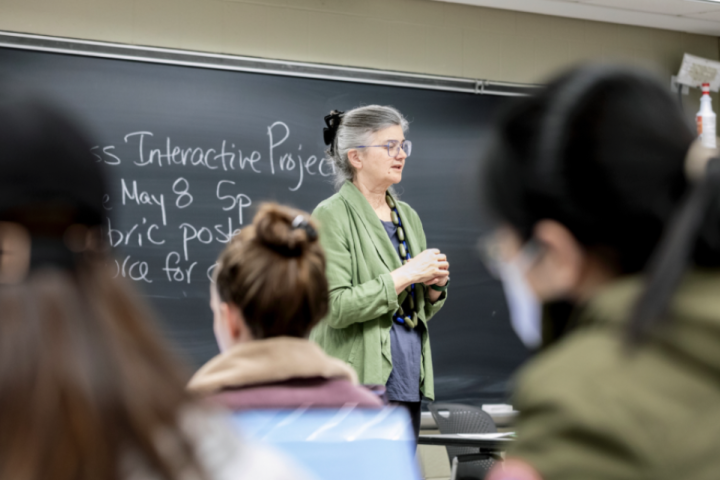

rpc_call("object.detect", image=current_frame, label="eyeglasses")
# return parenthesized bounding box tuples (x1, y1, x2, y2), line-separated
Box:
(355, 140, 412, 158)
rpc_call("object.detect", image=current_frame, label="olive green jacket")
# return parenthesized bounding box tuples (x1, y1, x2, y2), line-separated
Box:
(509, 271, 720, 480)
(309, 181, 447, 400)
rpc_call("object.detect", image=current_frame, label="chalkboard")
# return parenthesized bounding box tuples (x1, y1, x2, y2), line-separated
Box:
(0, 44, 530, 404)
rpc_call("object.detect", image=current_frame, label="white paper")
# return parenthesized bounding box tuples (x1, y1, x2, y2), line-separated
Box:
(677, 54, 720, 92)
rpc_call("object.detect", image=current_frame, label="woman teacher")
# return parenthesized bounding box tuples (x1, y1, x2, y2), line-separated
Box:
(310, 105, 449, 437)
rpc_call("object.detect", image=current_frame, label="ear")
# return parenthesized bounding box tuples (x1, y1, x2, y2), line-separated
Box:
(347, 148, 363, 172)
(223, 303, 254, 343)
(527, 220, 585, 301)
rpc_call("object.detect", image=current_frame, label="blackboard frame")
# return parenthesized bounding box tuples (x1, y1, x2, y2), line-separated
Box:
(0, 30, 537, 97)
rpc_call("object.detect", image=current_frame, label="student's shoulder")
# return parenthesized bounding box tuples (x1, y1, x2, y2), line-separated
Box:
(511, 328, 645, 461)
(509, 332, 654, 479)
(322, 378, 385, 408)
(515, 329, 621, 409)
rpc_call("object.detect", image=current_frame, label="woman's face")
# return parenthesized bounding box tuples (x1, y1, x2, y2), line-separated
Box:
(354, 125, 407, 188)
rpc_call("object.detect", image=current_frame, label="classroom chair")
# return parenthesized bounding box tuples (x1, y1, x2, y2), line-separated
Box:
(429, 403, 497, 480)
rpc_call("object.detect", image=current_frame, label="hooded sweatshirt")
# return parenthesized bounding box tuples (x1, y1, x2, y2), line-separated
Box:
(505, 271, 720, 480)
(187, 337, 383, 410)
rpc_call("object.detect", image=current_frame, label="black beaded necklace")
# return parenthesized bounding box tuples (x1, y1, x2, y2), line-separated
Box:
(386, 193, 418, 329)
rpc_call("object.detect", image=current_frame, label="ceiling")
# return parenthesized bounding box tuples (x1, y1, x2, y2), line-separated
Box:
(431, 0, 720, 36)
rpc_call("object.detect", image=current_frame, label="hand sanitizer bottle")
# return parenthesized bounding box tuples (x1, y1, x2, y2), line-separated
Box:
(697, 83, 716, 149)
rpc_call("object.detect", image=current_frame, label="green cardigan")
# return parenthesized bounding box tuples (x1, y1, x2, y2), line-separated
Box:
(309, 181, 447, 400)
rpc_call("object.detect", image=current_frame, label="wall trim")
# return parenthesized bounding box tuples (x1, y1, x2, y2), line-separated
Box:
(0, 30, 538, 97)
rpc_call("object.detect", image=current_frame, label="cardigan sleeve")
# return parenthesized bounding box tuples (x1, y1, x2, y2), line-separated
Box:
(313, 202, 399, 330)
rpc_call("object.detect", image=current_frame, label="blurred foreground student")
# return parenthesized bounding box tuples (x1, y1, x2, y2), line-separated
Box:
(0, 95, 304, 480)
(480, 66, 720, 480)
(187, 203, 383, 409)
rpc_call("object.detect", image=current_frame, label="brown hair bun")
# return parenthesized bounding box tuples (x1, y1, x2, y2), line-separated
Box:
(215, 203, 328, 339)
(253, 203, 318, 257)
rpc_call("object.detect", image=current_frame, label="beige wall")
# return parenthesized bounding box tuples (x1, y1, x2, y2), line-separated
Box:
(1, 0, 718, 85)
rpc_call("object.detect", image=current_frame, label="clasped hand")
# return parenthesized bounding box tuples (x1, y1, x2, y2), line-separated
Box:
(391, 248, 449, 294)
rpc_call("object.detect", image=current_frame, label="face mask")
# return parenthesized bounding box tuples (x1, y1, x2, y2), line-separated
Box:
(496, 243, 542, 350)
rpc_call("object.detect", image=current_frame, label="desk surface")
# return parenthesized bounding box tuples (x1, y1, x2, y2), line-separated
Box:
(418, 434, 514, 450)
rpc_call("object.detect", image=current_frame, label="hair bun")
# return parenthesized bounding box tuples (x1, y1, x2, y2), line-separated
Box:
(252, 203, 318, 257)
(323, 110, 344, 156)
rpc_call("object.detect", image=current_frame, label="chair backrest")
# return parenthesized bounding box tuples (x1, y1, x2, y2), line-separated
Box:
(429, 403, 497, 436)
(429, 403, 497, 480)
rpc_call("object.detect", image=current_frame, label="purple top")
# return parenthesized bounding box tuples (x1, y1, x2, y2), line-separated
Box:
(210, 377, 385, 410)
(381, 220, 422, 403)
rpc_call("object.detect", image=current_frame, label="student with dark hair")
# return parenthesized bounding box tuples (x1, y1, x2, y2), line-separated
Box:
(187, 203, 384, 410)
(0, 94, 304, 480)
(480, 65, 720, 480)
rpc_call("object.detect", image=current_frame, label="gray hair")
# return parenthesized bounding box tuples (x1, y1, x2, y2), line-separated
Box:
(326, 105, 409, 190)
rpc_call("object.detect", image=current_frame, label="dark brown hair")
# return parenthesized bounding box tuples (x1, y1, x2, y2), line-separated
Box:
(215, 203, 329, 339)
(0, 255, 204, 480)
(482, 64, 718, 344)
(0, 94, 205, 480)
